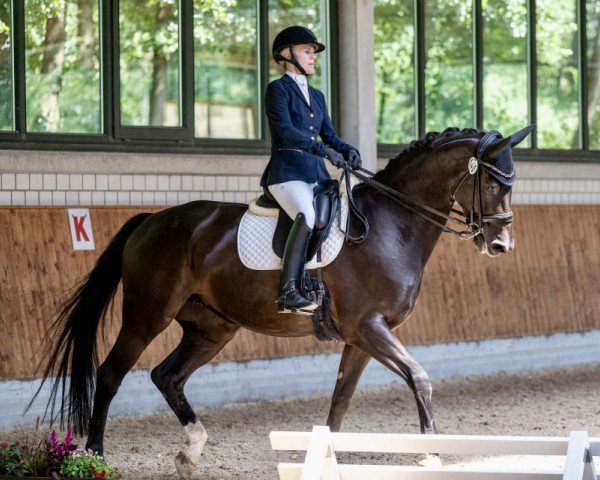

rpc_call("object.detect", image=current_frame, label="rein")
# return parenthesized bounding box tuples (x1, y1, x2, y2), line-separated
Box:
(341, 132, 514, 244)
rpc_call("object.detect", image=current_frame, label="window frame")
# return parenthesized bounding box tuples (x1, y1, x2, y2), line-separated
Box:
(0, 0, 338, 155)
(112, 0, 193, 142)
(375, 0, 600, 162)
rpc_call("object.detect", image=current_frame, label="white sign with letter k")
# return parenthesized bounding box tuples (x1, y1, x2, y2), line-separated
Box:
(68, 208, 95, 250)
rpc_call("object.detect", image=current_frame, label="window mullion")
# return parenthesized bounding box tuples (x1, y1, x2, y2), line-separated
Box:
(473, 0, 483, 130)
(258, 0, 269, 142)
(13, 0, 25, 135)
(414, 0, 426, 139)
(527, 0, 537, 148)
(578, 0, 588, 150)
(181, 0, 194, 143)
(101, 0, 113, 138)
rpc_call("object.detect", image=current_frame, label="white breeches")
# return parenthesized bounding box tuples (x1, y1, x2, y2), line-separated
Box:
(268, 180, 317, 229)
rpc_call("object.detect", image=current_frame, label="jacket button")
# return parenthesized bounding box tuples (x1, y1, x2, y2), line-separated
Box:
(309, 126, 314, 130)
(309, 113, 314, 117)
(310, 136, 315, 140)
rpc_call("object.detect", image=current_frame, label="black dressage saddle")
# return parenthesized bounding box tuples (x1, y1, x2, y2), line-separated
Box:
(256, 179, 341, 262)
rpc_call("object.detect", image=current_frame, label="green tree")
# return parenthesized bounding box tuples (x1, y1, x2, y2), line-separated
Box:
(0, 2, 12, 130)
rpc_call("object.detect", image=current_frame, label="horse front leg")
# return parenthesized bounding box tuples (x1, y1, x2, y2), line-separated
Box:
(350, 313, 441, 466)
(326, 344, 371, 431)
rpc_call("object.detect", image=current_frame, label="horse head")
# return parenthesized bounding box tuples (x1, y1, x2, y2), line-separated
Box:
(451, 125, 534, 257)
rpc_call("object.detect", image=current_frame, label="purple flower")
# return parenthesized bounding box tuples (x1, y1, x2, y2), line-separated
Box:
(45, 428, 78, 468)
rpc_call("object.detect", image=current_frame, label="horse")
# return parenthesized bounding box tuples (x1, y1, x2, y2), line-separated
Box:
(32, 125, 533, 479)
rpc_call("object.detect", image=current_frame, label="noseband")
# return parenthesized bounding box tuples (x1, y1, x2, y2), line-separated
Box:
(342, 131, 514, 243)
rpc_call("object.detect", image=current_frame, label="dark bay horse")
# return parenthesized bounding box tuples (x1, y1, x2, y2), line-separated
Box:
(34, 126, 532, 479)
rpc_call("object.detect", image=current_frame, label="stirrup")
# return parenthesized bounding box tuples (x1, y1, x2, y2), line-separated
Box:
(277, 302, 318, 315)
(277, 286, 318, 315)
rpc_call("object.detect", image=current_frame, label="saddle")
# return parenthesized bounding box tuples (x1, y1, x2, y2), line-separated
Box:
(244, 180, 342, 341)
(255, 179, 341, 262)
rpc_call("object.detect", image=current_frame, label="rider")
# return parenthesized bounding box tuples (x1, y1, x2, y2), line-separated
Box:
(260, 26, 362, 314)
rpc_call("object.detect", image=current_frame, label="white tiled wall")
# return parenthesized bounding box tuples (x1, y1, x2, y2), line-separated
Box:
(511, 179, 600, 204)
(0, 173, 263, 207)
(0, 158, 598, 207)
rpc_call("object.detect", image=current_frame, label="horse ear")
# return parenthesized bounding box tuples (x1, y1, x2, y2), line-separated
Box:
(485, 136, 512, 159)
(509, 124, 535, 147)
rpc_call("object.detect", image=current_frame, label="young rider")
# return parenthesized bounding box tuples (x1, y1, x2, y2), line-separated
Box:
(259, 26, 362, 314)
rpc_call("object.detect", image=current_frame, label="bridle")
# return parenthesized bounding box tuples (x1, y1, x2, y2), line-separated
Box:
(341, 131, 515, 244)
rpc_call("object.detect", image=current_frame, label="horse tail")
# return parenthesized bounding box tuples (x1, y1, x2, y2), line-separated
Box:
(25, 212, 152, 435)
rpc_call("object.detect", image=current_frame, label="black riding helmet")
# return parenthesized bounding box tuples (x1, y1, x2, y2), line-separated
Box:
(272, 26, 325, 76)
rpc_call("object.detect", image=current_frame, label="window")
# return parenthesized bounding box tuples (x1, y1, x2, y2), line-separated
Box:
(374, 0, 415, 144)
(0, 0, 334, 149)
(268, 0, 331, 105)
(194, 0, 259, 139)
(374, 0, 600, 157)
(536, 0, 579, 149)
(425, 0, 473, 132)
(25, 0, 101, 133)
(118, 0, 180, 128)
(588, 0, 600, 149)
(483, 0, 529, 143)
(0, 1, 12, 131)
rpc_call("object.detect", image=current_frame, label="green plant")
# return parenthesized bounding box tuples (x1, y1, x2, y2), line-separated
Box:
(1, 421, 54, 477)
(0, 441, 26, 476)
(0, 425, 83, 477)
(59, 450, 119, 479)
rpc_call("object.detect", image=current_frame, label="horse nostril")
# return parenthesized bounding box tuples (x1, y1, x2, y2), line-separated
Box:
(490, 242, 508, 255)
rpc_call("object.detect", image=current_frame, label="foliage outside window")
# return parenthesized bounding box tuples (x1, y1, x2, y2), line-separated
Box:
(374, 0, 415, 144)
(425, 0, 474, 132)
(588, 0, 600, 149)
(119, 0, 180, 127)
(268, 0, 329, 104)
(536, 0, 579, 149)
(194, 0, 259, 139)
(483, 0, 529, 145)
(0, 2, 12, 131)
(25, 0, 101, 133)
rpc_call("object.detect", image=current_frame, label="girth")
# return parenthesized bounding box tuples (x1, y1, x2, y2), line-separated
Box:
(258, 180, 340, 261)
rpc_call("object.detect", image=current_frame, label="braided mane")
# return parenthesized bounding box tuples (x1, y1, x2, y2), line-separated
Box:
(375, 127, 485, 180)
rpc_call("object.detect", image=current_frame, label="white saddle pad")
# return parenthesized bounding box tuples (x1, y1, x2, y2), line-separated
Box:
(237, 180, 356, 271)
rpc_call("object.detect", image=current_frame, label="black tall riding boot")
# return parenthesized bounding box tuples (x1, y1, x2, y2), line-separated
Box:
(277, 213, 318, 314)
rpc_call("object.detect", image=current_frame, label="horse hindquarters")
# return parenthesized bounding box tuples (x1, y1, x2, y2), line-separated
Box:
(87, 213, 204, 454)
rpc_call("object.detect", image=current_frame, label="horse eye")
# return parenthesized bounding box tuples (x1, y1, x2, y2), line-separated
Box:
(487, 184, 499, 194)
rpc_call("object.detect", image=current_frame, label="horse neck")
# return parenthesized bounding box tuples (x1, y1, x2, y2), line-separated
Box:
(367, 145, 472, 263)
(381, 145, 471, 212)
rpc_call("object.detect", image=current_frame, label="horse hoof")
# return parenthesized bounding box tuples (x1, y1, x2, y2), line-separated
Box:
(418, 453, 442, 468)
(85, 443, 104, 456)
(175, 451, 197, 479)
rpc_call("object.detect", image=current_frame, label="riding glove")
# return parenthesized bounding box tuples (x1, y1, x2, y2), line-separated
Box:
(323, 146, 345, 168)
(347, 149, 362, 170)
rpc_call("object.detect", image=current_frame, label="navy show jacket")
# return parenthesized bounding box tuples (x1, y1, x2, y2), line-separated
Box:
(260, 74, 353, 187)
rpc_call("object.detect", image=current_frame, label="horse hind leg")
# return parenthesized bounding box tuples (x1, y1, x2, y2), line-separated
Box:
(86, 326, 158, 454)
(86, 280, 191, 454)
(150, 307, 239, 480)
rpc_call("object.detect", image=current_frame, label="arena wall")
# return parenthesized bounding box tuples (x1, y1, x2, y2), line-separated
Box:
(1, 202, 598, 380)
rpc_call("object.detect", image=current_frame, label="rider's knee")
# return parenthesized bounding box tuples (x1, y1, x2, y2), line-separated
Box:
(302, 209, 315, 230)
